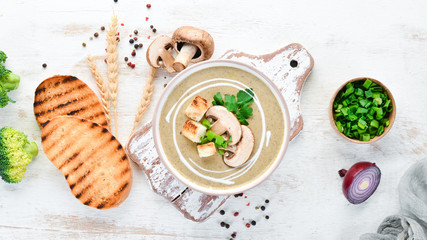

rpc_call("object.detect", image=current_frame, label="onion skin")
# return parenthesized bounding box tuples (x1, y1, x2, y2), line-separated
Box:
(339, 162, 381, 204)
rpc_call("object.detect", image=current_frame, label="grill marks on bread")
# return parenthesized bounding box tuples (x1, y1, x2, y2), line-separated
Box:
(34, 75, 108, 128)
(41, 116, 132, 210)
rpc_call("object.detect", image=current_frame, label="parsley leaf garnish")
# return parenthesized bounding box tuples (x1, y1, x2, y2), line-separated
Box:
(212, 92, 224, 106)
(237, 88, 254, 108)
(236, 105, 253, 125)
(212, 88, 254, 125)
(224, 94, 238, 113)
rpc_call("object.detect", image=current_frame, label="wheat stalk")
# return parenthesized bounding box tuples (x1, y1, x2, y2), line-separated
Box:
(131, 67, 156, 135)
(87, 54, 111, 130)
(106, 14, 119, 136)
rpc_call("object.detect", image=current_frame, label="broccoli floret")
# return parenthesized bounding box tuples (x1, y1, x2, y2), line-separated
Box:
(0, 51, 7, 63)
(0, 85, 13, 108)
(0, 51, 20, 108)
(0, 85, 15, 108)
(0, 70, 20, 91)
(0, 127, 38, 183)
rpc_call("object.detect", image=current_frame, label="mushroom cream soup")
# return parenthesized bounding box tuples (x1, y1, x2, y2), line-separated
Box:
(159, 66, 286, 190)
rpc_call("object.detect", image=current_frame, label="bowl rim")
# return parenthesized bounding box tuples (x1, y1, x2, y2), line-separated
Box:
(152, 59, 291, 196)
(328, 77, 396, 144)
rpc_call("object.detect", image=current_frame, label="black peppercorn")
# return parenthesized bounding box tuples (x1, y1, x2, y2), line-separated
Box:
(138, 43, 143, 48)
(134, 30, 138, 35)
(153, 28, 157, 33)
(265, 215, 270, 220)
(261, 206, 266, 211)
(42, 63, 47, 68)
(134, 44, 139, 49)
(129, 39, 134, 44)
(225, 224, 230, 229)
(251, 220, 256, 226)
(265, 199, 270, 203)
(124, 57, 128, 62)
(219, 210, 225, 215)
(220, 222, 225, 227)
(150, 25, 154, 29)
(101, 26, 105, 31)
(94, 32, 99, 38)
(114, 0, 118, 2)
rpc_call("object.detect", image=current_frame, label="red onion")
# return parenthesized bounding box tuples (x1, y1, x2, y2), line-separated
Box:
(339, 162, 381, 204)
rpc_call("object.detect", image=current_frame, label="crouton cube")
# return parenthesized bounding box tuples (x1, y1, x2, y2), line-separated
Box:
(184, 96, 211, 121)
(181, 120, 207, 143)
(197, 142, 217, 157)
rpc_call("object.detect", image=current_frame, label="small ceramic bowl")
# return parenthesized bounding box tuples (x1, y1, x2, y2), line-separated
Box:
(153, 59, 291, 195)
(329, 77, 396, 144)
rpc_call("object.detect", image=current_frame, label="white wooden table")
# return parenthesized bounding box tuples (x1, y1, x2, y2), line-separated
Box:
(1, 0, 426, 239)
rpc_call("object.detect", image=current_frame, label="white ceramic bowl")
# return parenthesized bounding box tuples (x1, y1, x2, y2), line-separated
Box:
(153, 59, 291, 195)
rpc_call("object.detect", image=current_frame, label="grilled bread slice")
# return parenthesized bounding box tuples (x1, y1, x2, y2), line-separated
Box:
(34, 75, 108, 128)
(41, 116, 132, 210)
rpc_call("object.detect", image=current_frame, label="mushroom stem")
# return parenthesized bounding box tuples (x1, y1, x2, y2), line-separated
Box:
(160, 52, 176, 73)
(173, 43, 198, 72)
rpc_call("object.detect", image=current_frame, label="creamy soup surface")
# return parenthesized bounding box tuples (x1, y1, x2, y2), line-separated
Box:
(159, 66, 286, 190)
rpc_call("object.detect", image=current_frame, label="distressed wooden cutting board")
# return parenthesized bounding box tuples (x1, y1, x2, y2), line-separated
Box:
(126, 43, 314, 222)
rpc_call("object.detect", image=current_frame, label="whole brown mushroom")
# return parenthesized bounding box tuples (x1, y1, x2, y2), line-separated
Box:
(172, 26, 214, 72)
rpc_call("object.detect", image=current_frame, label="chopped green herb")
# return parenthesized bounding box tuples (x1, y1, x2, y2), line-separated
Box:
(200, 137, 210, 144)
(362, 133, 371, 141)
(362, 79, 372, 89)
(201, 118, 211, 129)
(199, 130, 232, 155)
(333, 79, 392, 141)
(206, 130, 216, 141)
(215, 135, 225, 146)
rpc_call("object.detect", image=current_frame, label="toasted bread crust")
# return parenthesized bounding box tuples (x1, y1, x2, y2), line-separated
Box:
(184, 96, 210, 121)
(41, 116, 132, 209)
(34, 75, 108, 128)
(181, 120, 207, 143)
(197, 142, 216, 157)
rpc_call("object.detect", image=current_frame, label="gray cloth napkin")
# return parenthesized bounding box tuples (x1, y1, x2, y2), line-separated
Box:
(360, 160, 427, 240)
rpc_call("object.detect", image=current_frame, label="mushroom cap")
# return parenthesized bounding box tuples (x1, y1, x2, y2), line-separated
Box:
(205, 106, 241, 146)
(223, 125, 254, 168)
(172, 26, 214, 63)
(146, 35, 175, 68)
